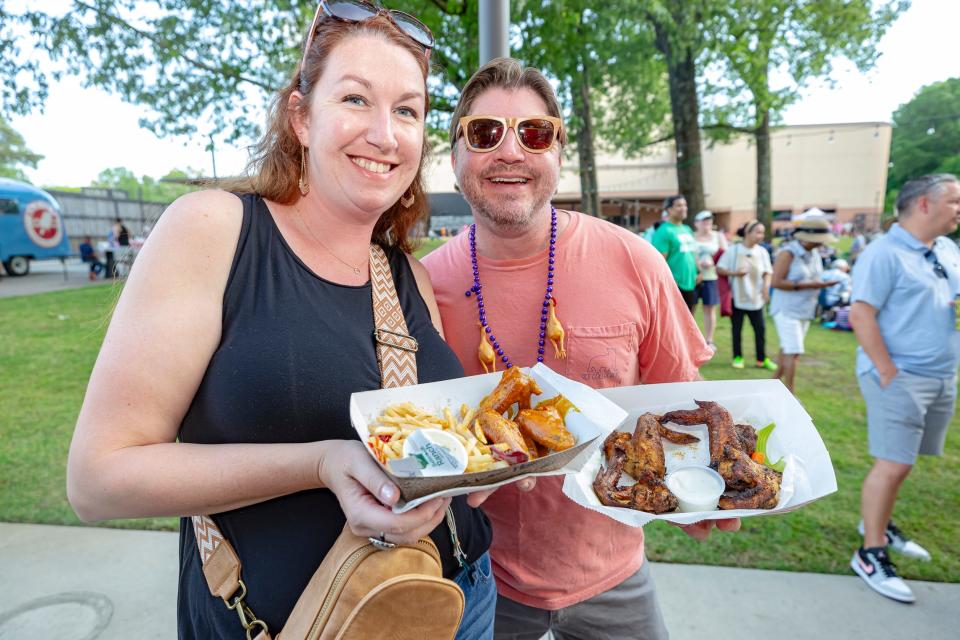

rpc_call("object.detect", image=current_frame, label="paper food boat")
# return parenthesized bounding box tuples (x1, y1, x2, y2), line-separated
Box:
(562, 379, 837, 526)
(350, 363, 628, 512)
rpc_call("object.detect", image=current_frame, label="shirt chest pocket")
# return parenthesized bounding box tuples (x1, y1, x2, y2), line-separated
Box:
(562, 323, 639, 389)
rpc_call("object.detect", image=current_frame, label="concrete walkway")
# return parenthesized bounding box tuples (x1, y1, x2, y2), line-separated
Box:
(0, 259, 116, 299)
(0, 522, 956, 639)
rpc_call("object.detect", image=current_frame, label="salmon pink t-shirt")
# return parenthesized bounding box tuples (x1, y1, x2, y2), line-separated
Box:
(422, 211, 712, 609)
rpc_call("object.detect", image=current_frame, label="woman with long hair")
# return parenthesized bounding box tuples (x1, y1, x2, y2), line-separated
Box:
(66, 3, 494, 637)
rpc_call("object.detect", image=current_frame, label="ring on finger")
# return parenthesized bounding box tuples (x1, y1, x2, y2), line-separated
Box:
(368, 531, 398, 551)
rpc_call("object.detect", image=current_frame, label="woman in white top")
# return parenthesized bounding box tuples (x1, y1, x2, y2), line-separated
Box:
(693, 210, 727, 348)
(716, 220, 775, 370)
(769, 217, 838, 392)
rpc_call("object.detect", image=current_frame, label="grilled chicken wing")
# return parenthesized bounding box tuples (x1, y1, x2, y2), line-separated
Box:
(662, 400, 741, 468)
(717, 445, 781, 509)
(478, 410, 530, 463)
(593, 434, 678, 514)
(516, 406, 575, 453)
(479, 367, 543, 416)
(592, 414, 682, 513)
(663, 401, 781, 510)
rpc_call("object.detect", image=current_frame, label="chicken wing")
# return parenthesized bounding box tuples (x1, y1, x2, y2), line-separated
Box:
(479, 367, 543, 416)
(717, 445, 781, 509)
(516, 406, 576, 452)
(592, 440, 678, 514)
(663, 401, 781, 510)
(662, 400, 740, 468)
(477, 410, 530, 464)
(592, 415, 682, 513)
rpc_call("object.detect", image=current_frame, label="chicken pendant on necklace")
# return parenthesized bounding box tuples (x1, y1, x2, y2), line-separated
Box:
(478, 321, 497, 373)
(546, 298, 566, 359)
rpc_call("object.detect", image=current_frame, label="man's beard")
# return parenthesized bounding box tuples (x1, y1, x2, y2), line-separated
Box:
(457, 163, 557, 232)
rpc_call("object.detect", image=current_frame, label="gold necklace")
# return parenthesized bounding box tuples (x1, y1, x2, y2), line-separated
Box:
(298, 211, 365, 277)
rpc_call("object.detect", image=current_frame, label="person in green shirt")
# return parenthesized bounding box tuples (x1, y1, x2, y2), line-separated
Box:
(652, 195, 699, 311)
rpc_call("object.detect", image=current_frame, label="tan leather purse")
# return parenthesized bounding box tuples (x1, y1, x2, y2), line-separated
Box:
(190, 245, 465, 640)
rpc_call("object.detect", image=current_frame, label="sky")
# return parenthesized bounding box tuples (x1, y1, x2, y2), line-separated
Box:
(11, 0, 959, 188)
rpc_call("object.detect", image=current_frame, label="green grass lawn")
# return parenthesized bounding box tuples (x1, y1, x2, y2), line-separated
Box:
(414, 236, 449, 259)
(2, 271, 957, 582)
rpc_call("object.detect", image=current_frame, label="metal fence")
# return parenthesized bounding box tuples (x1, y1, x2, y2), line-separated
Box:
(50, 189, 169, 251)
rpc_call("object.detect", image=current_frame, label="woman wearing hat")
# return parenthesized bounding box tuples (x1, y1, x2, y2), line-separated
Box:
(693, 210, 727, 348)
(769, 216, 840, 392)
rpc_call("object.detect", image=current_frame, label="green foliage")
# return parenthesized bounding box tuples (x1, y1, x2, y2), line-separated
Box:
(91, 166, 200, 203)
(704, 0, 905, 132)
(2, 1, 672, 208)
(0, 117, 43, 182)
(887, 77, 960, 189)
(3, 1, 309, 142)
(512, 1, 671, 156)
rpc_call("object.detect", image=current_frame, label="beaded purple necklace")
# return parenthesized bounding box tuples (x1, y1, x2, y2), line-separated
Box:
(464, 206, 557, 368)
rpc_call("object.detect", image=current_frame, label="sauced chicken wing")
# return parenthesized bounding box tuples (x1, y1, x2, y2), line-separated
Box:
(516, 406, 575, 452)
(479, 367, 543, 416)
(477, 410, 530, 463)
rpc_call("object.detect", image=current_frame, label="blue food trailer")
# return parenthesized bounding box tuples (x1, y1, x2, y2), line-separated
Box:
(0, 178, 72, 276)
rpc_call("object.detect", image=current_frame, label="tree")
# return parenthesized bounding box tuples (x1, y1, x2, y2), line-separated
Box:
(92, 167, 200, 202)
(3, 2, 672, 214)
(643, 1, 717, 219)
(3, 1, 305, 142)
(887, 77, 960, 190)
(0, 118, 43, 182)
(706, 0, 904, 232)
(512, 1, 670, 217)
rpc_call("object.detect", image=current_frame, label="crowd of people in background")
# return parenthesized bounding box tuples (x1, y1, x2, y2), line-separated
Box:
(639, 198, 888, 387)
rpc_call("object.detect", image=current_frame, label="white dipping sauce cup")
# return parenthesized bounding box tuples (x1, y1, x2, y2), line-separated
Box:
(666, 466, 725, 512)
(401, 428, 468, 476)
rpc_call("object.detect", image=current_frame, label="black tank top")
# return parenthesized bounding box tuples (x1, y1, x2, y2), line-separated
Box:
(176, 194, 491, 638)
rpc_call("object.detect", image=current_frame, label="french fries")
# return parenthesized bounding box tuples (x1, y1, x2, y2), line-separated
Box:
(366, 401, 509, 473)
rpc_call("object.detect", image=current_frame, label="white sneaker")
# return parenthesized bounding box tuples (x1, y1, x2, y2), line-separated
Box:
(851, 547, 916, 603)
(858, 520, 931, 561)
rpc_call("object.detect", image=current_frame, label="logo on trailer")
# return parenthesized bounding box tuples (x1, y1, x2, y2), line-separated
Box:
(23, 200, 64, 249)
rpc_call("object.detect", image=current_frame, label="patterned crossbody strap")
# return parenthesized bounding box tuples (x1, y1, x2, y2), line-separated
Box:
(369, 244, 419, 387)
(191, 514, 270, 639)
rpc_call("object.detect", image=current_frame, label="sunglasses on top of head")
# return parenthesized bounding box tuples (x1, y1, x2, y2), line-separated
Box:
(301, 0, 434, 72)
(457, 116, 564, 154)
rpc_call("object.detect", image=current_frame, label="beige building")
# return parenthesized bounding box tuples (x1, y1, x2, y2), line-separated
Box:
(426, 121, 891, 233)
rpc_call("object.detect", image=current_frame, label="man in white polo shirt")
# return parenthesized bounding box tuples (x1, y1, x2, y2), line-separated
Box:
(849, 173, 960, 603)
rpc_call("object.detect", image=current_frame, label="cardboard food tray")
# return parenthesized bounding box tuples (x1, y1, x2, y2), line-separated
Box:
(350, 363, 628, 512)
(562, 379, 837, 526)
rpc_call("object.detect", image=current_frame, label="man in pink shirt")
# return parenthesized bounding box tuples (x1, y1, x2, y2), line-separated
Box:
(422, 58, 740, 639)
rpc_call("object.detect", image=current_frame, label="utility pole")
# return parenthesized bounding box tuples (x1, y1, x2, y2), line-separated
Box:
(209, 134, 218, 181)
(479, 0, 509, 64)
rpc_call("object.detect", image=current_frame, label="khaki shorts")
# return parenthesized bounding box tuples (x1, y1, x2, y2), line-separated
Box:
(493, 560, 668, 640)
(858, 370, 956, 465)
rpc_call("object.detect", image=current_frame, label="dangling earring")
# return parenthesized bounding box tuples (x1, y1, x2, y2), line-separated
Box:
(400, 189, 415, 208)
(298, 145, 310, 196)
